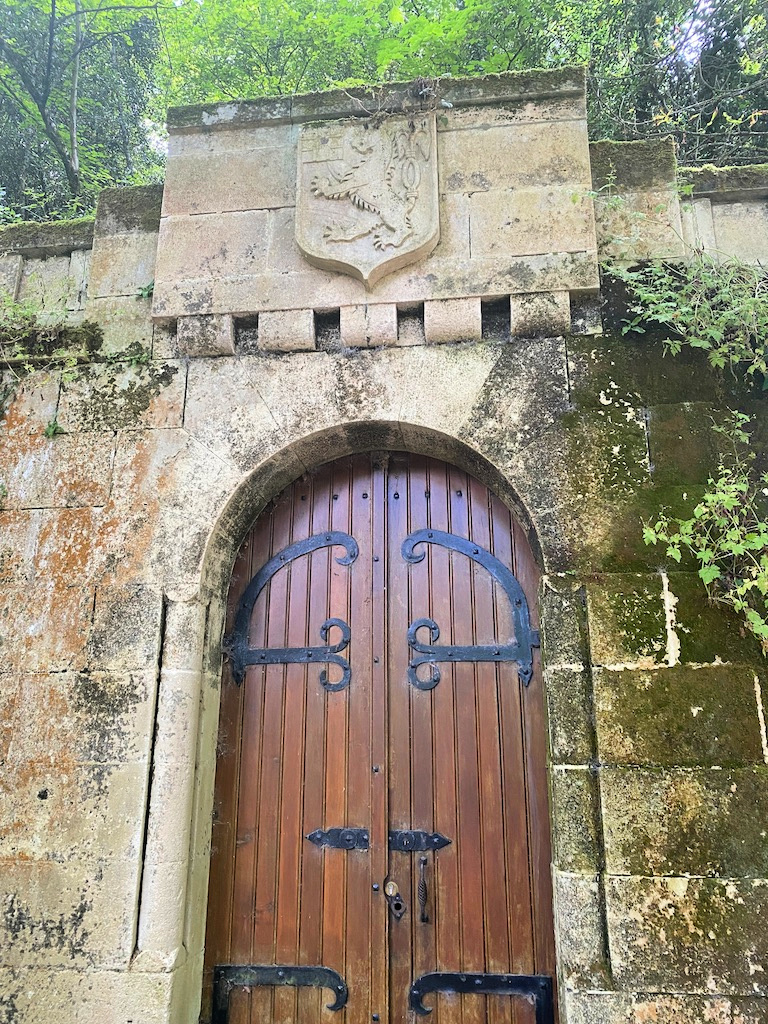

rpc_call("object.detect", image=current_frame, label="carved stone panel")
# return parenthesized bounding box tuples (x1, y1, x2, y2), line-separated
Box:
(295, 114, 440, 287)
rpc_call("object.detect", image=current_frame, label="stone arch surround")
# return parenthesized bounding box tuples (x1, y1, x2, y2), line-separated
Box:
(128, 338, 592, 1022)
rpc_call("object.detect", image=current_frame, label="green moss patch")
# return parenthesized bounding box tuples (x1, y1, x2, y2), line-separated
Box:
(94, 185, 164, 236)
(668, 571, 766, 665)
(590, 138, 677, 191)
(593, 663, 764, 766)
(0, 217, 94, 257)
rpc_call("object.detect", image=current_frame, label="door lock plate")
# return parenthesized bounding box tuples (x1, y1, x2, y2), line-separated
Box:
(389, 830, 451, 852)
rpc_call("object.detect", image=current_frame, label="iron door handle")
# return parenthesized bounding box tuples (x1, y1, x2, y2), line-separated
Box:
(418, 856, 429, 923)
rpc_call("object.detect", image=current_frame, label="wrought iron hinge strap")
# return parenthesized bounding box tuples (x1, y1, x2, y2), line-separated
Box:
(409, 972, 553, 1023)
(212, 964, 349, 1022)
(224, 532, 358, 688)
(306, 827, 369, 850)
(402, 529, 540, 689)
(389, 830, 451, 851)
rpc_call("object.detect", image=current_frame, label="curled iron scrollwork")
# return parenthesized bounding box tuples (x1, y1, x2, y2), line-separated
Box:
(402, 529, 540, 689)
(224, 531, 358, 688)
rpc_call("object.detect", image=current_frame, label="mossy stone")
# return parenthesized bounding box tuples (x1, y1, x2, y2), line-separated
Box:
(602, 765, 768, 877)
(94, 185, 164, 236)
(593, 664, 764, 766)
(590, 138, 677, 191)
(586, 573, 667, 666)
(668, 571, 766, 666)
(551, 767, 601, 872)
(680, 162, 768, 198)
(0, 218, 94, 257)
(648, 402, 722, 487)
(545, 667, 596, 765)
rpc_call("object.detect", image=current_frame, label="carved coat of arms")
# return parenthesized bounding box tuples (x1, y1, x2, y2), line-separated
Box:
(295, 114, 439, 287)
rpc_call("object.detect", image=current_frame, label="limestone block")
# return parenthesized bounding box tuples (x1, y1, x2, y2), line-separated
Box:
(669, 571, 766, 666)
(565, 992, 733, 1024)
(66, 248, 90, 310)
(553, 871, 611, 990)
(0, 670, 155, 767)
(339, 304, 367, 347)
(593, 664, 765, 767)
(143, 761, 196, 865)
(152, 320, 177, 361)
(99, 427, 242, 597)
(84, 295, 153, 356)
(681, 197, 717, 254)
(540, 580, 587, 667)
(152, 669, 202, 767)
(439, 119, 591, 193)
(0, 858, 139, 969)
(58, 359, 184, 432)
(183, 356, 305, 471)
(470, 188, 596, 258)
(712, 200, 768, 263)
(0, 760, 150, 862)
(177, 314, 235, 357)
(88, 584, 164, 671)
(586, 573, 667, 668)
(153, 209, 269, 297)
(162, 599, 207, 673)
(606, 875, 768, 993)
(437, 192, 471, 261)
(338, 303, 398, 347)
(163, 124, 297, 216)
(0, 508, 104, 673)
(601, 766, 768, 877)
(594, 187, 685, 262)
(733, 999, 768, 1023)
(88, 229, 158, 299)
(18, 255, 71, 312)
(458, 335, 569, 459)
(0, 368, 60, 437)
(569, 292, 603, 335)
(258, 308, 316, 352)
(545, 668, 595, 765)
(510, 290, 571, 337)
(0, 253, 23, 299)
(0, 430, 115, 509)
(424, 297, 482, 344)
(365, 304, 398, 347)
(551, 767, 601, 872)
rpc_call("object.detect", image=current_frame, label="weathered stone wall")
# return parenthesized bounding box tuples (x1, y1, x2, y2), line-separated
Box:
(1, 70, 768, 1024)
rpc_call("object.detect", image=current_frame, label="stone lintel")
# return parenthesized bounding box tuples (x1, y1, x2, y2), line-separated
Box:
(510, 291, 571, 337)
(424, 297, 482, 344)
(167, 67, 586, 135)
(257, 309, 316, 353)
(177, 314, 235, 357)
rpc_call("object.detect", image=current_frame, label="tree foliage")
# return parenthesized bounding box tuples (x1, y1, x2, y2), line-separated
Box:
(0, 0, 163, 220)
(0, 0, 767, 219)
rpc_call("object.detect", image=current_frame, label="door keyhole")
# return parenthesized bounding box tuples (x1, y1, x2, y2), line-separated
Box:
(384, 880, 406, 920)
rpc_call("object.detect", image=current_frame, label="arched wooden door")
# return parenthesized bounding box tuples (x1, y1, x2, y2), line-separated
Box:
(202, 453, 556, 1024)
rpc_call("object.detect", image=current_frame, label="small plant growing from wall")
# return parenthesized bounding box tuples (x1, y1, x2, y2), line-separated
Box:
(610, 254, 768, 651)
(610, 252, 768, 385)
(643, 413, 768, 651)
(0, 294, 102, 387)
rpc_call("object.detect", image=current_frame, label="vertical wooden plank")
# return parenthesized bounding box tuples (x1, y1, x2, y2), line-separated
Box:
(345, 454, 374, 1024)
(511, 517, 556, 984)
(407, 456, 436, 995)
(249, 490, 293, 1023)
(386, 454, 412, 1024)
(427, 459, 462, 1024)
(490, 499, 535, 979)
(369, 453, 390, 1024)
(273, 479, 312, 1024)
(299, 465, 333, 1024)
(468, 476, 511, 1024)
(321, 461, 351, 1008)
(448, 469, 484, 1024)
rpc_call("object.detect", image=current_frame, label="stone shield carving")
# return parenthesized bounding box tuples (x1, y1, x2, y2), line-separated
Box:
(296, 114, 439, 287)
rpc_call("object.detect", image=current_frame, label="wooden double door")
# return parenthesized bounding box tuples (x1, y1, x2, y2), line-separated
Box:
(203, 453, 556, 1024)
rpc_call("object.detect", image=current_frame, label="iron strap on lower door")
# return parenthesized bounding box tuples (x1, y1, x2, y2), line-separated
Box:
(409, 973, 554, 1023)
(212, 965, 349, 1023)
